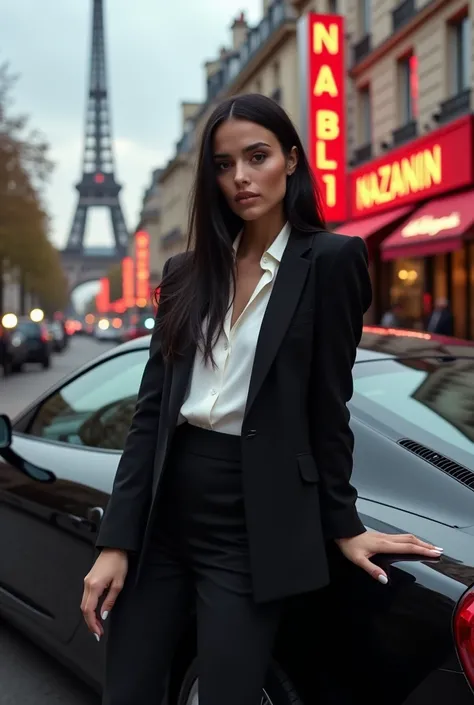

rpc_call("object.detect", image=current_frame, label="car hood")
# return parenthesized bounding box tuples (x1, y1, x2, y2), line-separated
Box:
(352, 417, 474, 530)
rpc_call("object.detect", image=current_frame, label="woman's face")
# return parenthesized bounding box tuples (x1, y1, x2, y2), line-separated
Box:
(213, 118, 297, 222)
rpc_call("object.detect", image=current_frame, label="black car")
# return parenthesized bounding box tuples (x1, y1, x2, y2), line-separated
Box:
(0, 321, 28, 375)
(0, 328, 474, 704)
(15, 317, 52, 368)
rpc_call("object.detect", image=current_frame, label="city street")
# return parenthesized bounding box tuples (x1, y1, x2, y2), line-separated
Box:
(0, 335, 112, 705)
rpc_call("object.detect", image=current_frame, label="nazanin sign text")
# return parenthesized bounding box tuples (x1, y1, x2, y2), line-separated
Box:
(350, 116, 474, 217)
(305, 13, 346, 222)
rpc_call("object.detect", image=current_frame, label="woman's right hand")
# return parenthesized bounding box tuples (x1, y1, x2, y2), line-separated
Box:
(81, 548, 129, 641)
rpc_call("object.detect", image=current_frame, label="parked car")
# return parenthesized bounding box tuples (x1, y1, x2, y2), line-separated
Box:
(0, 320, 28, 375)
(0, 328, 473, 703)
(15, 317, 52, 368)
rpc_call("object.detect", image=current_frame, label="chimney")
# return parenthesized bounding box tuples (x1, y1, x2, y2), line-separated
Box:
(231, 12, 248, 50)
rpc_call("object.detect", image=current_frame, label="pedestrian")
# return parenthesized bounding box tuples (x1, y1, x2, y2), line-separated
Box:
(380, 300, 405, 328)
(81, 93, 443, 705)
(426, 296, 454, 336)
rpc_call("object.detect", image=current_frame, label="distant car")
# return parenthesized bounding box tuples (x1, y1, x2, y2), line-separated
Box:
(94, 317, 122, 342)
(0, 327, 474, 703)
(121, 311, 155, 342)
(15, 318, 52, 369)
(48, 321, 67, 353)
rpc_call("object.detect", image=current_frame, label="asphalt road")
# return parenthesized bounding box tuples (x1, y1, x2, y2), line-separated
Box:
(0, 335, 113, 705)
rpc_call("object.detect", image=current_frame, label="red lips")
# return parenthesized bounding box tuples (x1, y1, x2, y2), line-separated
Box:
(235, 191, 260, 203)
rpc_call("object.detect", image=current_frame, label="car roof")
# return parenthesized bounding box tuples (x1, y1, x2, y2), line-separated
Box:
(114, 326, 474, 364)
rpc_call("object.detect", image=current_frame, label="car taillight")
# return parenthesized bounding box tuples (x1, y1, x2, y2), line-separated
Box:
(454, 586, 474, 687)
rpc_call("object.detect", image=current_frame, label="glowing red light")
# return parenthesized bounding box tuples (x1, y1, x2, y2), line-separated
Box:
(94, 173, 105, 184)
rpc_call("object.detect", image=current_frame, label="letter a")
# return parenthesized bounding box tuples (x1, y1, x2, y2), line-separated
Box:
(313, 65, 338, 97)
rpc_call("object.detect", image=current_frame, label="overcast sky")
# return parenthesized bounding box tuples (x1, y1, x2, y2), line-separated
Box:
(3, 0, 262, 255)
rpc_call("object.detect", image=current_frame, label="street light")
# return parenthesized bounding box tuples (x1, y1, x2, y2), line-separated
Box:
(1, 313, 18, 329)
(30, 308, 44, 323)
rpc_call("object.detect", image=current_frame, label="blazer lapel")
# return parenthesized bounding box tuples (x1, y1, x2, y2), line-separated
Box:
(244, 229, 314, 419)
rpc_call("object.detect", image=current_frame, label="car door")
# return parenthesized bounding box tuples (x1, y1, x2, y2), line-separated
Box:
(0, 346, 149, 644)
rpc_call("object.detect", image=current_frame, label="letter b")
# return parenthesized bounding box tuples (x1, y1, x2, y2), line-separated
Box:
(316, 110, 339, 140)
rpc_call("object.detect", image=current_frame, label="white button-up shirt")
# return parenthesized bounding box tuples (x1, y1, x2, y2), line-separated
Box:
(178, 222, 291, 436)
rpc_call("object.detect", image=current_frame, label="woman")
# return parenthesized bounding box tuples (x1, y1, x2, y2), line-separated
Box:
(81, 94, 442, 705)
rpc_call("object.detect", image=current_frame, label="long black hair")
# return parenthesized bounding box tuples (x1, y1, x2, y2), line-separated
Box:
(156, 93, 326, 363)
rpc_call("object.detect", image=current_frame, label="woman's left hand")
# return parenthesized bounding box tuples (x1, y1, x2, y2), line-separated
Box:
(335, 531, 443, 584)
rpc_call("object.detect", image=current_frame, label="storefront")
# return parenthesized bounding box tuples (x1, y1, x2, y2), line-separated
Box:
(339, 115, 474, 338)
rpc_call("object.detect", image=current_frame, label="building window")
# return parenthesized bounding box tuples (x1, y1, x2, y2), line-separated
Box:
(359, 0, 371, 35)
(358, 85, 372, 145)
(398, 54, 418, 123)
(328, 0, 338, 13)
(449, 15, 471, 94)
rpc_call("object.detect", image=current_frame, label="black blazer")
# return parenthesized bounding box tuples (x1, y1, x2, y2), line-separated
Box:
(96, 228, 372, 603)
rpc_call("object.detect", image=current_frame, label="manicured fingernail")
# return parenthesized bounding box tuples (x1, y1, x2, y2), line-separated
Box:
(430, 549, 442, 555)
(94, 633, 100, 642)
(102, 610, 108, 621)
(434, 547, 444, 552)
(377, 574, 388, 585)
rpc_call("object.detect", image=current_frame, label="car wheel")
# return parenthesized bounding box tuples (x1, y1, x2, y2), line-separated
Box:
(42, 356, 51, 369)
(176, 658, 302, 705)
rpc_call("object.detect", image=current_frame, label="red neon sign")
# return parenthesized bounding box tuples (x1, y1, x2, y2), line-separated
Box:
(95, 277, 110, 314)
(350, 115, 474, 217)
(135, 230, 150, 306)
(306, 13, 346, 222)
(122, 256, 135, 309)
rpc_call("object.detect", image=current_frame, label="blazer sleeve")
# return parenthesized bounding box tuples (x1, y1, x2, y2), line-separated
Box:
(310, 236, 372, 540)
(95, 257, 172, 553)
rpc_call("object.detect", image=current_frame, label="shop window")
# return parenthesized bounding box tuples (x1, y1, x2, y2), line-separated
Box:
(398, 53, 418, 124)
(469, 243, 474, 339)
(449, 15, 471, 95)
(452, 247, 467, 339)
(433, 254, 448, 301)
(390, 258, 424, 329)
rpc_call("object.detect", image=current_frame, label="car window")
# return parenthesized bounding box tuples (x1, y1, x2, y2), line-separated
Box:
(352, 357, 474, 454)
(17, 321, 40, 338)
(27, 349, 149, 450)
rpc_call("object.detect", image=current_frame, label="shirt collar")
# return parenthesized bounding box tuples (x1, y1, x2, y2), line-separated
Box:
(232, 221, 291, 264)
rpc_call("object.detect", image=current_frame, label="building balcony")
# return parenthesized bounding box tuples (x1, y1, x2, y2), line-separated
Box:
(392, 0, 416, 33)
(436, 89, 471, 125)
(141, 206, 160, 224)
(392, 119, 418, 147)
(352, 34, 371, 65)
(206, 0, 295, 103)
(351, 142, 373, 166)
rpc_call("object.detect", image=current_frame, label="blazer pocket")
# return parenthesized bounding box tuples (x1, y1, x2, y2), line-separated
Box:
(297, 454, 320, 483)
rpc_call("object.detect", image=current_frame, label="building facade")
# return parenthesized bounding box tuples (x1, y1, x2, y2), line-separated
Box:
(339, 0, 474, 339)
(141, 0, 474, 338)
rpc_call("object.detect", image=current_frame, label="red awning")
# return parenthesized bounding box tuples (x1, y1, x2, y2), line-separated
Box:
(337, 206, 413, 240)
(381, 189, 474, 260)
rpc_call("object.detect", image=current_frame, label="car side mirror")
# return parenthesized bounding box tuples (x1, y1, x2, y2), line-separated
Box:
(0, 414, 12, 449)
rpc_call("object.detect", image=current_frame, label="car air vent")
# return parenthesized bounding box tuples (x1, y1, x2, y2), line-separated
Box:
(399, 439, 474, 491)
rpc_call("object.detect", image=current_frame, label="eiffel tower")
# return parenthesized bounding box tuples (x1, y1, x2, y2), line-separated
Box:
(62, 0, 128, 295)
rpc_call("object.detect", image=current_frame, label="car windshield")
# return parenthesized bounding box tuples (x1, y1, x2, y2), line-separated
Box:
(352, 356, 474, 456)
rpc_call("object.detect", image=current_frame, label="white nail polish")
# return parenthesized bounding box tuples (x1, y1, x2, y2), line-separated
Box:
(431, 549, 443, 554)
(377, 574, 388, 585)
(94, 633, 100, 642)
(102, 610, 108, 621)
(434, 547, 444, 552)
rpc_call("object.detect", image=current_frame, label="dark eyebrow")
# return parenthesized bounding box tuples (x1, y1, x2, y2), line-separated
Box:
(213, 141, 271, 159)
